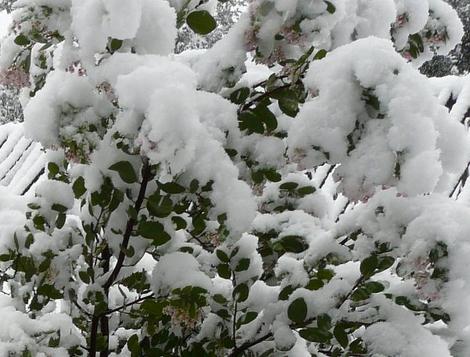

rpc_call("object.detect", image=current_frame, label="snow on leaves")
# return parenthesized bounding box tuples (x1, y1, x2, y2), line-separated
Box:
(0, 0, 467, 356)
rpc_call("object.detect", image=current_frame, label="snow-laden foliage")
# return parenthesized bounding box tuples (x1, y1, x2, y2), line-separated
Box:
(0, 0, 468, 356)
(421, 0, 470, 77)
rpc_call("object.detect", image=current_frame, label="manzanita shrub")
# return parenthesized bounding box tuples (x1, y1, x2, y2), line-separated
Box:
(0, 0, 469, 356)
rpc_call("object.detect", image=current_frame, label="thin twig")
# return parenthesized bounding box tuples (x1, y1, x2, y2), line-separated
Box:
(105, 293, 154, 315)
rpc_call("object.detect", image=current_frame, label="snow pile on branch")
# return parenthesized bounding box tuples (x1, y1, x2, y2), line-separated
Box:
(289, 37, 469, 201)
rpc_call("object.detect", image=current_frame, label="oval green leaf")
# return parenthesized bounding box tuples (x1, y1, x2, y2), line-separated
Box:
(186, 10, 217, 35)
(288, 297, 307, 323)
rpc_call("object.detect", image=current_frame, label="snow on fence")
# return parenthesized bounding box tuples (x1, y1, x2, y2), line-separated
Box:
(0, 122, 46, 195)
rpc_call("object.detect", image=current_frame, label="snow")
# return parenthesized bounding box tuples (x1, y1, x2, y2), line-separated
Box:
(288, 37, 469, 201)
(0, 11, 10, 38)
(98, 54, 257, 235)
(23, 70, 107, 147)
(35, 179, 74, 210)
(0, 294, 80, 355)
(0, 0, 469, 355)
(102, 0, 142, 40)
(151, 252, 212, 295)
(71, 0, 175, 63)
(363, 296, 451, 357)
(336, 188, 470, 352)
(273, 320, 296, 351)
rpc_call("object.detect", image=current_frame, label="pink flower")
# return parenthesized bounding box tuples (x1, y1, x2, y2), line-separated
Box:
(0, 67, 30, 89)
(402, 51, 413, 61)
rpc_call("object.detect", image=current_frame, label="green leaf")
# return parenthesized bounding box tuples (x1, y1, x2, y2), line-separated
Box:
(216, 249, 229, 263)
(299, 327, 332, 343)
(14, 34, 30, 46)
(159, 182, 185, 194)
(364, 281, 385, 293)
(350, 287, 370, 302)
(314, 49, 327, 60)
(147, 194, 173, 218)
(280, 182, 299, 190)
(253, 102, 278, 132)
(324, 0, 336, 13)
(48, 334, 60, 348)
(186, 10, 217, 35)
(360, 255, 378, 277)
(217, 213, 227, 224)
(217, 264, 231, 279)
(137, 221, 164, 239)
(192, 215, 206, 235)
(141, 300, 163, 316)
(110, 38, 123, 51)
(230, 87, 250, 104)
(37, 284, 63, 299)
(349, 338, 366, 353)
(333, 324, 349, 348)
(172, 216, 187, 230)
(317, 313, 331, 331)
(279, 235, 308, 253)
(51, 203, 67, 213)
(264, 169, 282, 182)
(297, 186, 316, 196)
(239, 311, 258, 325)
(233, 283, 249, 302)
(239, 111, 264, 134)
(72, 177, 86, 198)
(278, 90, 299, 117)
(288, 297, 307, 323)
(189, 179, 199, 193)
(109, 161, 138, 184)
(251, 171, 264, 184)
(153, 231, 172, 246)
(79, 271, 90, 284)
(279, 285, 295, 300)
(213, 294, 227, 304)
(377, 256, 395, 272)
(215, 308, 231, 320)
(0, 253, 12, 262)
(27, 203, 40, 210)
(127, 334, 141, 356)
(33, 214, 46, 231)
(16, 256, 35, 280)
(225, 148, 237, 157)
(395, 296, 409, 306)
(306, 278, 324, 290)
(55, 213, 66, 229)
(48, 162, 59, 176)
(235, 258, 250, 272)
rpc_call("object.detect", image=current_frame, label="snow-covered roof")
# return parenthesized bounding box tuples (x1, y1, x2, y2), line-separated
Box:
(0, 122, 46, 195)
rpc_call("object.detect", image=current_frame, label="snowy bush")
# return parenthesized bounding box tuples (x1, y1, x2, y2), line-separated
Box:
(0, 0, 468, 356)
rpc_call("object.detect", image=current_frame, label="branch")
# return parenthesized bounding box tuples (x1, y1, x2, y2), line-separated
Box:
(105, 293, 154, 315)
(319, 164, 335, 189)
(103, 158, 151, 291)
(449, 161, 470, 198)
(228, 331, 273, 357)
(239, 83, 291, 113)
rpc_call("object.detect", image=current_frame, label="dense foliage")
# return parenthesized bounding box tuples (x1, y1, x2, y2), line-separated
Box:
(0, 0, 468, 356)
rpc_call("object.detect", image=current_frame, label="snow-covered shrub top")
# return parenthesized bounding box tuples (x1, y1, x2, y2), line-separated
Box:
(288, 37, 468, 201)
(0, 0, 468, 356)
